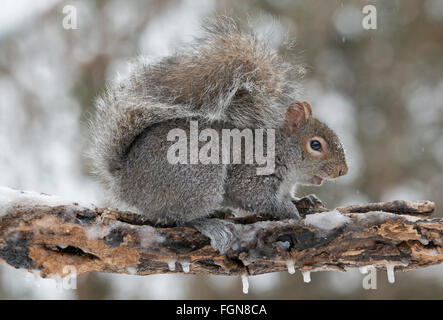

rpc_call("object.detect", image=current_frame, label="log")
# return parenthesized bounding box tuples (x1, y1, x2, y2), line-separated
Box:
(0, 187, 442, 278)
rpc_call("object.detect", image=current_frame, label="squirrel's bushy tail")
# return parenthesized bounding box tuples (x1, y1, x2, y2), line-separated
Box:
(89, 17, 304, 183)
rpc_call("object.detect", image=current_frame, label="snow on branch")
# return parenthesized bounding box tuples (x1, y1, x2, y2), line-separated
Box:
(0, 187, 441, 279)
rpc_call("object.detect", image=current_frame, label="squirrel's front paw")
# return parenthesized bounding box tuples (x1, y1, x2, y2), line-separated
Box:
(189, 218, 237, 254)
(294, 194, 325, 209)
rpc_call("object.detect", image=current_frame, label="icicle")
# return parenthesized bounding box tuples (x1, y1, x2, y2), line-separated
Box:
(181, 262, 190, 273)
(386, 264, 395, 284)
(359, 266, 368, 274)
(25, 270, 42, 288)
(241, 274, 249, 294)
(302, 271, 311, 283)
(51, 273, 62, 291)
(286, 260, 295, 274)
(167, 259, 177, 271)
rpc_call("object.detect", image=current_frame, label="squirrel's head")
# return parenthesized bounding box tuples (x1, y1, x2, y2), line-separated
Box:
(284, 101, 348, 186)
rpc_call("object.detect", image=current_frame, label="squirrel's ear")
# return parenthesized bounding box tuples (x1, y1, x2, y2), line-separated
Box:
(284, 101, 312, 135)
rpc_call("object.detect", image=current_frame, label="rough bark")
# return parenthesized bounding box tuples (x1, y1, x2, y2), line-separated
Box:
(0, 190, 441, 278)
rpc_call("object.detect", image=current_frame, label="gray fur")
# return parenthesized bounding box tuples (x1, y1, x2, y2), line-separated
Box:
(89, 18, 347, 253)
(89, 17, 304, 186)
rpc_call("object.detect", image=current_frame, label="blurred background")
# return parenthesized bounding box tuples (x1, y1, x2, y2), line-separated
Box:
(0, 0, 442, 299)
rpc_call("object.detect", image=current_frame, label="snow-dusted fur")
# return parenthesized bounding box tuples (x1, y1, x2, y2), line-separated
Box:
(89, 17, 304, 185)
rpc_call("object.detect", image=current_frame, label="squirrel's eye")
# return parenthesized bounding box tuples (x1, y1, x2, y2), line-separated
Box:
(310, 140, 322, 151)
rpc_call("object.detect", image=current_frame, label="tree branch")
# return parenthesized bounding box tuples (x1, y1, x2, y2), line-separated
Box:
(0, 188, 441, 278)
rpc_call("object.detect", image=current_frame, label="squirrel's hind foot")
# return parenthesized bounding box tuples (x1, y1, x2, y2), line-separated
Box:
(188, 218, 237, 254)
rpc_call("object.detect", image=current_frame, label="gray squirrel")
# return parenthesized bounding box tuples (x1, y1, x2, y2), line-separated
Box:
(89, 18, 348, 253)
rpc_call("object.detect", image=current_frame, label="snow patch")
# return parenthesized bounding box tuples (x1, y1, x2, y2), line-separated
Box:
(0, 187, 94, 216)
(276, 241, 290, 250)
(354, 211, 397, 223)
(304, 210, 350, 230)
(139, 225, 164, 247)
(399, 214, 422, 222)
(0, 187, 65, 215)
(86, 223, 110, 240)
